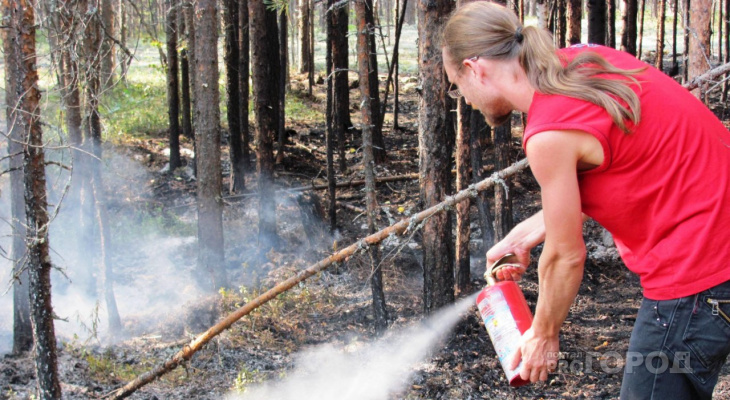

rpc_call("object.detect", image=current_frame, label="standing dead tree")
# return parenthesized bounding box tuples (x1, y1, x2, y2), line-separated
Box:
(107, 159, 530, 400)
(3, 0, 62, 396)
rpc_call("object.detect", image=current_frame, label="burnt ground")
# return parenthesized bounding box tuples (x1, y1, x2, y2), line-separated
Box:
(1, 73, 730, 400)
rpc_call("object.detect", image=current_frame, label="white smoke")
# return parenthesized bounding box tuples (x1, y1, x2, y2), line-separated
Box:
(228, 293, 478, 400)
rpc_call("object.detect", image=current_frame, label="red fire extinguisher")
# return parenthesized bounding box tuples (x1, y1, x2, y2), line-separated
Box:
(476, 253, 533, 387)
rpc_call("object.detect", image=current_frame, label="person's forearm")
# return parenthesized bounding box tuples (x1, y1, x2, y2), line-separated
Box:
(532, 245, 585, 337)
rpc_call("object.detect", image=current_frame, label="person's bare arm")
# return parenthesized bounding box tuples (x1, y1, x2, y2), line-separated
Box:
(510, 130, 588, 383)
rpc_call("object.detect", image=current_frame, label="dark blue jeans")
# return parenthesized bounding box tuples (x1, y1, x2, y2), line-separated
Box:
(620, 279, 730, 400)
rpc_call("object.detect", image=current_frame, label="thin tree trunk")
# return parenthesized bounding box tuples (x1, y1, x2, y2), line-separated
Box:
(455, 99, 472, 295)
(184, 0, 197, 176)
(608, 0, 616, 48)
(326, 0, 337, 233)
(683, 0, 691, 82)
(194, 0, 227, 291)
(567, 0, 582, 45)
(357, 0, 388, 331)
(239, 0, 251, 171)
(251, 0, 281, 246)
(363, 2, 386, 163)
(5, 0, 62, 395)
(101, 0, 115, 88)
(276, 9, 288, 163)
(470, 112, 495, 253)
(2, 0, 32, 355)
(300, 0, 313, 89)
(225, 0, 245, 191)
(724, 0, 730, 99)
(166, 0, 182, 170)
(688, 0, 711, 98)
(418, 0, 455, 313)
(656, 0, 666, 71)
(91, 178, 122, 336)
(333, 1, 351, 173)
(588, 0, 607, 45)
(393, 0, 401, 130)
(638, 0, 645, 57)
(119, 0, 128, 82)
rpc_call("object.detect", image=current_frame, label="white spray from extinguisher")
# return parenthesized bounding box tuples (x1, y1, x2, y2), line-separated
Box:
(476, 253, 534, 387)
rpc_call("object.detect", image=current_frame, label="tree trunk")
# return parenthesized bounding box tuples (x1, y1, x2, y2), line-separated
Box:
(276, 9, 288, 164)
(536, 0, 549, 29)
(607, 0, 616, 47)
(166, 0, 182, 170)
(470, 112, 495, 253)
(688, 0, 711, 98)
(455, 99, 472, 295)
(100, 0, 115, 88)
(683, 0, 691, 82)
(567, 0, 582, 45)
(656, 0, 666, 71)
(2, 0, 32, 355)
(588, 0, 608, 45)
(119, 0, 128, 82)
(356, 0, 389, 331)
(4, 0, 62, 395)
(333, 1, 351, 173)
(178, 9, 193, 142)
(638, 0, 645, 57)
(183, 0, 197, 175)
(251, 0, 281, 247)
(194, 0, 227, 291)
(239, 0, 251, 171)
(225, 0, 245, 191)
(300, 0, 313, 91)
(362, 0, 386, 163)
(418, 0, 455, 313)
(556, 0, 567, 48)
(326, 0, 337, 233)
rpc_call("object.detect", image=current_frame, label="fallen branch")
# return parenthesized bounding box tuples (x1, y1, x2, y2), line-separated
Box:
(683, 62, 730, 91)
(106, 158, 529, 399)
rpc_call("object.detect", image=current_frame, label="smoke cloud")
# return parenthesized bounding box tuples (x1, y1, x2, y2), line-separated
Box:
(228, 293, 478, 400)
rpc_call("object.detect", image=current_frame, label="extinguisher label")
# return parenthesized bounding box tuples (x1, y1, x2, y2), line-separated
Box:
(478, 289, 524, 382)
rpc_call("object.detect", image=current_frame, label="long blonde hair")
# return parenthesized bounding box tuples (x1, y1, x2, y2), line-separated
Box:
(442, 2, 645, 133)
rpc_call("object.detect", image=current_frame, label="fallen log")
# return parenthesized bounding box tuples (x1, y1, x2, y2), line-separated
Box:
(683, 61, 730, 91)
(106, 158, 529, 399)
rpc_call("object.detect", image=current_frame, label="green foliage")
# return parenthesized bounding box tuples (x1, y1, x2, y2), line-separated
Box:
(102, 77, 168, 139)
(286, 92, 323, 122)
(232, 365, 262, 393)
(111, 206, 196, 243)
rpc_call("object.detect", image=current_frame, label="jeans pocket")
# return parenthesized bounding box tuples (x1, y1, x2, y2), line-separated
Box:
(682, 294, 730, 382)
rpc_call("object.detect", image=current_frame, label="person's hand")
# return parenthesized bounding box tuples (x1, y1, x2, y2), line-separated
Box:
(510, 327, 560, 383)
(486, 243, 530, 281)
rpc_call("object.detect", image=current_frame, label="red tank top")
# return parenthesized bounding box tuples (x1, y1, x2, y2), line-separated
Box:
(524, 44, 730, 300)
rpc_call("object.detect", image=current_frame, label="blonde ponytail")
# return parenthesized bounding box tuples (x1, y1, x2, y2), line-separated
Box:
(443, 2, 645, 133)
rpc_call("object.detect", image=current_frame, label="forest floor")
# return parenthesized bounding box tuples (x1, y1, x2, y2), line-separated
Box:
(2, 71, 730, 400)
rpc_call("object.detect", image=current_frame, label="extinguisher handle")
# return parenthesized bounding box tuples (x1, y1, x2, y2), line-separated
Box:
(486, 253, 521, 286)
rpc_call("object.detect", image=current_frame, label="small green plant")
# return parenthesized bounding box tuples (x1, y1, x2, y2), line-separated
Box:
(232, 365, 261, 393)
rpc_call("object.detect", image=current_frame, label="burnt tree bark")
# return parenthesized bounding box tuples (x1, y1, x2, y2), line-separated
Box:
(588, 0, 607, 45)
(356, 0, 389, 331)
(224, 0, 245, 191)
(326, 0, 337, 233)
(418, 0, 455, 313)
(2, 0, 32, 355)
(276, 8, 288, 164)
(688, 0, 712, 98)
(239, 0, 251, 170)
(165, 0, 182, 170)
(3, 0, 62, 396)
(179, 16, 193, 142)
(567, 0, 582, 45)
(470, 113, 495, 252)
(251, 0, 281, 246)
(194, 0, 227, 291)
(333, 1, 351, 173)
(361, 0, 386, 163)
(656, 0, 667, 71)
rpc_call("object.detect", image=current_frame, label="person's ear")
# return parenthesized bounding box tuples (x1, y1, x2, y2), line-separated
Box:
(462, 57, 479, 76)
